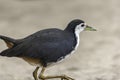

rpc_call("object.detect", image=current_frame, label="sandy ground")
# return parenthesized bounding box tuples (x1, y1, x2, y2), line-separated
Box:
(0, 0, 120, 80)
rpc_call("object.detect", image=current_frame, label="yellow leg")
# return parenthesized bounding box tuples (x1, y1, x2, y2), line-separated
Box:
(33, 67, 39, 80)
(39, 67, 75, 80)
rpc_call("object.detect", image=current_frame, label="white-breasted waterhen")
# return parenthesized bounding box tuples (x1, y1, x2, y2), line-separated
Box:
(0, 19, 96, 80)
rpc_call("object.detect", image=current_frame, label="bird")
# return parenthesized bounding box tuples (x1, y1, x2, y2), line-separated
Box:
(0, 19, 96, 80)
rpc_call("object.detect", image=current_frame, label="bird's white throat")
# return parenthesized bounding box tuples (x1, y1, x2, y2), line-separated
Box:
(74, 24, 84, 49)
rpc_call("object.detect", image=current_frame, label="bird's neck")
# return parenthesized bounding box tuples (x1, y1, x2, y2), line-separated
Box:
(74, 29, 80, 49)
(64, 23, 76, 33)
(64, 26, 80, 50)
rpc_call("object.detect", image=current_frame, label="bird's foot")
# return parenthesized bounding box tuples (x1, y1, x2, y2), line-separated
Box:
(39, 75, 46, 80)
(61, 75, 74, 80)
(39, 74, 74, 80)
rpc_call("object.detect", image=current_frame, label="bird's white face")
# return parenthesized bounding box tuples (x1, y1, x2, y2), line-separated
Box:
(75, 23, 86, 34)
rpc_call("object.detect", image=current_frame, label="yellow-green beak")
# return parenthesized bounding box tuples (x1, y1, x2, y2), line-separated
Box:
(84, 25, 97, 31)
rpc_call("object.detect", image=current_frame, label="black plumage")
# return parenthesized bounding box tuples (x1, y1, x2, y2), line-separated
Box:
(0, 19, 85, 67)
(0, 29, 77, 66)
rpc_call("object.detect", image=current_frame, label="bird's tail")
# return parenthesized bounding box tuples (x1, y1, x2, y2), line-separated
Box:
(0, 35, 19, 57)
(0, 48, 13, 57)
(0, 35, 18, 47)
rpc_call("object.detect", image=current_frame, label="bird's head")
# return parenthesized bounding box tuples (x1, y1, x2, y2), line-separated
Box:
(65, 19, 96, 33)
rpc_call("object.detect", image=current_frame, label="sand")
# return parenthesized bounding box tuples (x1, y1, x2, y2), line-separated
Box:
(0, 0, 120, 80)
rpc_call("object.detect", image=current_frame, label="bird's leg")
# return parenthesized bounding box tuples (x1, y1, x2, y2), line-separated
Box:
(33, 67, 39, 80)
(38, 66, 46, 80)
(38, 67, 74, 80)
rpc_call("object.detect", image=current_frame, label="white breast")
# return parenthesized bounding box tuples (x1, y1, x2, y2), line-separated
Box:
(74, 25, 81, 50)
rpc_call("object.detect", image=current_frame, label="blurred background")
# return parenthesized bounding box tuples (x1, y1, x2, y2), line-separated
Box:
(0, 0, 120, 80)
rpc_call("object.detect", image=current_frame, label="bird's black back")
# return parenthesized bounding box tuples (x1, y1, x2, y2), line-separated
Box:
(1, 28, 77, 66)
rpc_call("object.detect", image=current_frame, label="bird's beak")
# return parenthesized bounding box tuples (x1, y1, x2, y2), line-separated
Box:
(84, 25, 97, 31)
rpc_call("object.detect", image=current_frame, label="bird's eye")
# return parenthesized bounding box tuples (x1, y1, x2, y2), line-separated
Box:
(81, 24, 85, 27)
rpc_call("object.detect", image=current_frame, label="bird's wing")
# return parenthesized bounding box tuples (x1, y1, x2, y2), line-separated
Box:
(0, 29, 75, 63)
